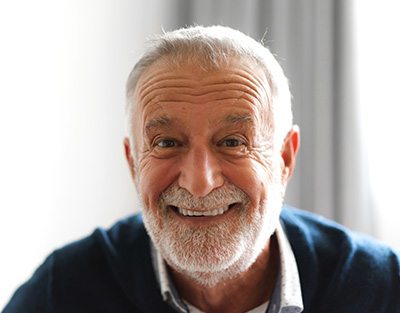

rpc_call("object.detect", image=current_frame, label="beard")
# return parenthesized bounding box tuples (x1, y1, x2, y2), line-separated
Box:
(140, 177, 284, 287)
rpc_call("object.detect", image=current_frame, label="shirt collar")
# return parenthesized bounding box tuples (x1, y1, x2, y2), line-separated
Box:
(151, 222, 303, 313)
(269, 223, 303, 313)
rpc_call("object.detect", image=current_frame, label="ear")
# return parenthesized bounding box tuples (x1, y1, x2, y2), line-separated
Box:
(123, 137, 136, 182)
(280, 125, 300, 182)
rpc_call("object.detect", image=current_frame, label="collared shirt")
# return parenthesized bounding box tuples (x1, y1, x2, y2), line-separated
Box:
(150, 222, 303, 313)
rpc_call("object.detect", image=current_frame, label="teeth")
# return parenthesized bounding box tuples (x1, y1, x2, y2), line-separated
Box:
(177, 206, 232, 217)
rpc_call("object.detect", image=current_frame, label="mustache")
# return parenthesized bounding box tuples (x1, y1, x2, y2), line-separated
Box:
(159, 182, 249, 210)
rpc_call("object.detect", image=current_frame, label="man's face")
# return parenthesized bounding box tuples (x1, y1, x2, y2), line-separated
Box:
(126, 57, 294, 286)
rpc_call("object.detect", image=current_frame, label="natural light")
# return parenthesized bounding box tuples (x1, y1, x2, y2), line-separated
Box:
(354, 0, 400, 249)
(1, 0, 399, 309)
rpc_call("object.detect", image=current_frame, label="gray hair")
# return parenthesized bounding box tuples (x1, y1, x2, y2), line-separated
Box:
(125, 25, 293, 151)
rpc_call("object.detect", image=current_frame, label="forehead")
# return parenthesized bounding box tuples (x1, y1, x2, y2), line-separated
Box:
(132, 57, 271, 129)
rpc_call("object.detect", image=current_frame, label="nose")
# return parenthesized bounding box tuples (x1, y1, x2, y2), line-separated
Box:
(178, 145, 224, 197)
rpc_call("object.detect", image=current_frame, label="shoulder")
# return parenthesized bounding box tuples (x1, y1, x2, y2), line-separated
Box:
(53, 214, 147, 266)
(281, 205, 400, 312)
(50, 214, 149, 285)
(280, 205, 399, 266)
(52, 214, 153, 310)
(4, 214, 155, 313)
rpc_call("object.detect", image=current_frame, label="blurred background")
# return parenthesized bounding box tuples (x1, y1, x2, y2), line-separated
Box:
(1, 0, 399, 308)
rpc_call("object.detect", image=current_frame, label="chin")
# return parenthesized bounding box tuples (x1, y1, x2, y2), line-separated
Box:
(141, 181, 284, 287)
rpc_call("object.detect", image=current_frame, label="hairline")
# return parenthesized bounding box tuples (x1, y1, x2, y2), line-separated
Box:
(125, 26, 293, 160)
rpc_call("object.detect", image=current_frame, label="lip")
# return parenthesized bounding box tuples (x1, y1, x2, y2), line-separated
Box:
(169, 202, 242, 224)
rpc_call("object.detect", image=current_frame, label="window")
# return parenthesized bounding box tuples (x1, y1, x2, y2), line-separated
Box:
(354, 0, 400, 249)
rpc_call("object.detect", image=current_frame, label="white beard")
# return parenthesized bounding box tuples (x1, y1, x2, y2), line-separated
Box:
(140, 178, 284, 287)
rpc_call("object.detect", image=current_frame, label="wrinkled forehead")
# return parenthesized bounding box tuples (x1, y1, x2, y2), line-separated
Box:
(132, 56, 272, 114)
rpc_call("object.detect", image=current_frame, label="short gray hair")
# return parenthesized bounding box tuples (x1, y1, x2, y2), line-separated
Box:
(126, 25, 293, 150)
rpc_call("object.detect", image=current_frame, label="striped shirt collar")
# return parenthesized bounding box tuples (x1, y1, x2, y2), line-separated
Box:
(150, 222, 303, 313)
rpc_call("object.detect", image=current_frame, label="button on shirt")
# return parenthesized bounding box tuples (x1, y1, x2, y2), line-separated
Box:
(150, 222, 304, 313)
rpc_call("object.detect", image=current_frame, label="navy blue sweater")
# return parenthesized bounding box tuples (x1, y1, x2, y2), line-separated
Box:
(3, 206, 400, 313)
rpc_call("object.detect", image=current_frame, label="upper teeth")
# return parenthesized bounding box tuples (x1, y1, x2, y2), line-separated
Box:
(178, 206, 230, 217)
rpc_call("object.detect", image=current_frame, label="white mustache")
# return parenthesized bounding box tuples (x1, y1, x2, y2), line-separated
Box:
(159, 182, 249, 211)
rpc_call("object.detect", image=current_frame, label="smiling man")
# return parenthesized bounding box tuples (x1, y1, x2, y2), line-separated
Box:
(124, 43, 296, 312)
(3, 26, 400, 313)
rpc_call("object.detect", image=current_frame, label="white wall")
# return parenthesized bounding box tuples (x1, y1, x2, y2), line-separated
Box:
(0, 0, 177, 308)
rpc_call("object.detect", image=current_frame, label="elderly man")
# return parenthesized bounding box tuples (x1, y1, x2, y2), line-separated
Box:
(3, 26, 400, 313)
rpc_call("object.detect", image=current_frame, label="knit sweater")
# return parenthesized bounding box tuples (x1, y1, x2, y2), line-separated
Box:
(3, 206, 400, 313)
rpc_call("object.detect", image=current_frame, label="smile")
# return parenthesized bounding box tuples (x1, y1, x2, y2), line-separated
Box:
(169, 203, 239, 217)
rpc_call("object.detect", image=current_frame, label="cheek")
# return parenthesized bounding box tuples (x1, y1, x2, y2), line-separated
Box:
(138, 157, 181, 208)
(222, 158, 272, 207)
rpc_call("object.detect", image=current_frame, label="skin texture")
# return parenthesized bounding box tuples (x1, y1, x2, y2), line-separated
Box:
(124, 56, 299, 313)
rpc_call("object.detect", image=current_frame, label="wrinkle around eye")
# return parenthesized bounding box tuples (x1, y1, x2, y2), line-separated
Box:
(247, 145, 274, 168)
(218, 144, 250, 158)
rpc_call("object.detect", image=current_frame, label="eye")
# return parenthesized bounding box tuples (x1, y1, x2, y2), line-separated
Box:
(219, 137, 245, 147)
(155, 139, 176, 148)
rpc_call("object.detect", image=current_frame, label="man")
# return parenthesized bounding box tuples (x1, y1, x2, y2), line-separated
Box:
(3, 25, 400, 313)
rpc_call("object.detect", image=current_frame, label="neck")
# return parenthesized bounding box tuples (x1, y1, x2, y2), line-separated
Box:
(169, 235, 279, 313)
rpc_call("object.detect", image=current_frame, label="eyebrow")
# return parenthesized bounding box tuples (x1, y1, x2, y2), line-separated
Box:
(144, 113, 255, 135)
(223, 113, 255, 127)
(145, 116, 174, 134)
